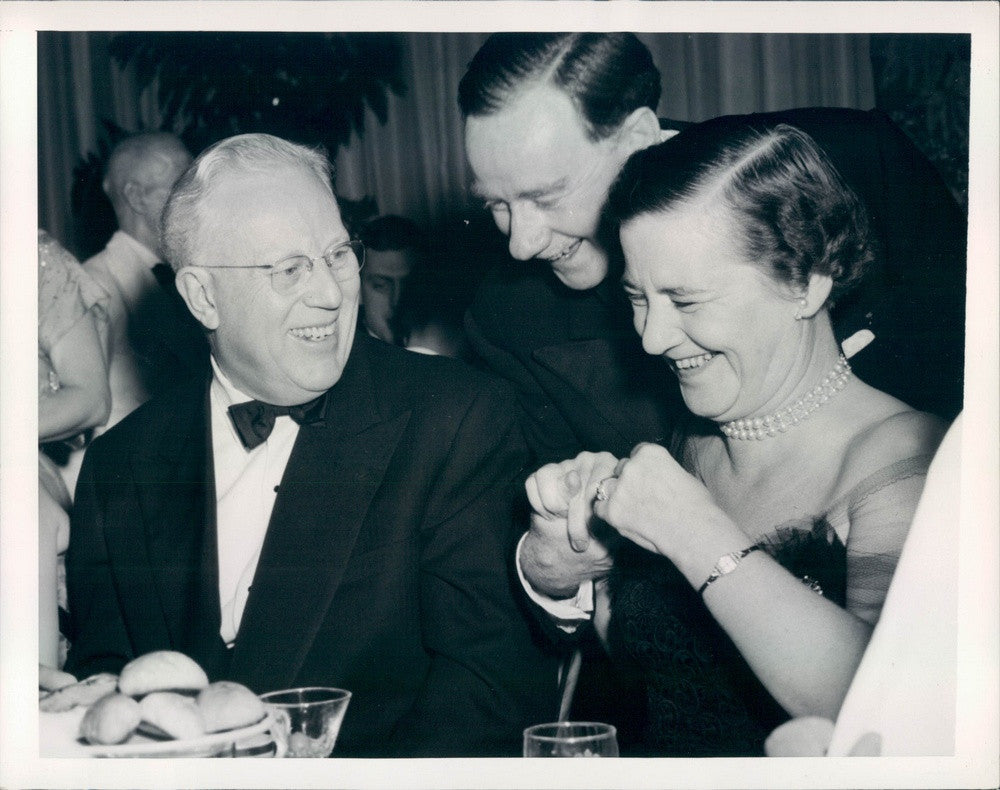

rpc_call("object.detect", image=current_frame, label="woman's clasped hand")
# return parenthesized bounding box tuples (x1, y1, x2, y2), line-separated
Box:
(590, 443, 740, 568)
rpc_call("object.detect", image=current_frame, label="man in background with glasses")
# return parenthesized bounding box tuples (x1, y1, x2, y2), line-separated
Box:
(64, 133, 558, 757)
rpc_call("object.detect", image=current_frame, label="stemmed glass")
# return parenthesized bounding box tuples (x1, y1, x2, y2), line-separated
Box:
(259, 687, 352, 757)
(523, 721, 619, 757)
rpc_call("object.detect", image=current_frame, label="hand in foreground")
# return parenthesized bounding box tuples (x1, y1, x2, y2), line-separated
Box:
(593, 443, 731, 560)
(521, 452, 620, 599)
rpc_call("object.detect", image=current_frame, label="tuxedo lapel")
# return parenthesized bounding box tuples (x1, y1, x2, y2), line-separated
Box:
(229, 338, 410, 692)
(533, 283, 678, 449)
(130, 374, 224, 665)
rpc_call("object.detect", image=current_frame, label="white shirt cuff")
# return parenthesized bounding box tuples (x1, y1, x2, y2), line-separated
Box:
(515, 533, 594, 633)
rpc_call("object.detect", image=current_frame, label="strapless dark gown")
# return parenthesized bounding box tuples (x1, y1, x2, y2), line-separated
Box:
(606, 519, 847, 757)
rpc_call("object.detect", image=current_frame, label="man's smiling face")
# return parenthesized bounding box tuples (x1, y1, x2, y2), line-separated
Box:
(198, 163, 360, 405)
(464, 82, 637, 291)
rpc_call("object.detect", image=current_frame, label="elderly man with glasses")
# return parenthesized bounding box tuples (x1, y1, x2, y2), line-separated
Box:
(64, 133, 557, 757)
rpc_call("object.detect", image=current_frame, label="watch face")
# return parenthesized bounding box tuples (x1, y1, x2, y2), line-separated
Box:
(717, 554, 740, 575)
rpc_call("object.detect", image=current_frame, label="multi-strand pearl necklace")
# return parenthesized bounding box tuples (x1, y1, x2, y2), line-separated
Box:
(720, 354, 852, 441)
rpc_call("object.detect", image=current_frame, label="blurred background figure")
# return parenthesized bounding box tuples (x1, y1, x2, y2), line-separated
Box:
(357, 215, 423, 345)
(85, 131, 201, 423)
(37, 229, 111, 668)
(391, 262, 472, 360)
(59, 132, 205, 496)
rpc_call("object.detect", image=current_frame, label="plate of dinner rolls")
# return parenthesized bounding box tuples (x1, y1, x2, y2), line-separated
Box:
(39, 651, 277, 757)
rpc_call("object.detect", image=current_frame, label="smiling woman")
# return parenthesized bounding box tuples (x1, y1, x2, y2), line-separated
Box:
(519, 117, 950, 756)
(615, 123, 874, 425)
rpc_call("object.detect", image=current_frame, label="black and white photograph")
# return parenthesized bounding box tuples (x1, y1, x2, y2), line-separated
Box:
(1, 2, 997, 788)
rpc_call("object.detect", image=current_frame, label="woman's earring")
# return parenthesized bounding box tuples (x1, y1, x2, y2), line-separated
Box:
(794, 297, 808, 320)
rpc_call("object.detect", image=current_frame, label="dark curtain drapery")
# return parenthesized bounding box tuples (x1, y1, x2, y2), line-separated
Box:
(37, 31, 876, 259)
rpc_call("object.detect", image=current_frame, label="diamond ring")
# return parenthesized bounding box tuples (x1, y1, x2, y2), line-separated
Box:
(594, 476, 615, 502)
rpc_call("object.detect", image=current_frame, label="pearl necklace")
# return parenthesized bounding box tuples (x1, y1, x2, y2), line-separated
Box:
(720, 355, 852, 440)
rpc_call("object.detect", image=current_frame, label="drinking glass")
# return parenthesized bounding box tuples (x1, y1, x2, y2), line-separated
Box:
(523, 721, 619, 757)
(259, 686, 351, 757)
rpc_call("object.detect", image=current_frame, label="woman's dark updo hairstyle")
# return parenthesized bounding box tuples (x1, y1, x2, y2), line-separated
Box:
(607, 118, 876, 303)
(458, 33, 661, 141)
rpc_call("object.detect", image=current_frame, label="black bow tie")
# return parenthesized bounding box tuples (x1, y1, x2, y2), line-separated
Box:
(227, 394, 327, 450)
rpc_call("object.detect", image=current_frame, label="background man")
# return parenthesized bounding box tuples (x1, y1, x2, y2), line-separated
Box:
(459, 31, 967, 745)
(357, 214, 423, 345)
(84, 131, 205, 430)
(65, 133, 557, 757)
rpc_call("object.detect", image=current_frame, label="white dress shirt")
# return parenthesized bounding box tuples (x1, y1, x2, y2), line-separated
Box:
(209, 358, 300, 646)
(84, 230, 161, 428)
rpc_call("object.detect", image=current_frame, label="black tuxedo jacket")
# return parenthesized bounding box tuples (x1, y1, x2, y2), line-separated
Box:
(466, 107, 966, 467)
(130, 263, 209, 394)
(66, 334, 558, 757)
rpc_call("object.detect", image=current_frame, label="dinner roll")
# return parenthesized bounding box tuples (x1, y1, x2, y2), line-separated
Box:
(197, 681, 266, 732)
(79, 693, 142, 745)
(118, 650, 209, 697)
(139, 691, 207, 740)
(39, 672, 118, 713)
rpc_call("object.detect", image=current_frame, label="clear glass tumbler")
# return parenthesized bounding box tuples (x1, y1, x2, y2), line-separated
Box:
(523, 721, 619, 757)
(259, 686, 352, 757)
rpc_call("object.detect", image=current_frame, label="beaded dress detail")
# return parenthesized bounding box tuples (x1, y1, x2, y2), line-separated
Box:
(38, 229, 109, 667)
(605, 453, 934, 757)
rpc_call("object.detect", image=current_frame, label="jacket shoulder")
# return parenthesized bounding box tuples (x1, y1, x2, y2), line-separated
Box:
(468, 262, 584, 352)
(363, 334, 515, 406)
(86, 373, 207, 458)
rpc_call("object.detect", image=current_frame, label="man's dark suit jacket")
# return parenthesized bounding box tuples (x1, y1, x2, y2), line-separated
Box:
(466, 107, 966, 467)
(65, 333, 558, 757)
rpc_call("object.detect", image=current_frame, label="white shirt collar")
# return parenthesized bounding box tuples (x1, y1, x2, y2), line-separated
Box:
(107, 229, 160, 267)
(209, 356, 257, 448)
(209, 356, 253, 408)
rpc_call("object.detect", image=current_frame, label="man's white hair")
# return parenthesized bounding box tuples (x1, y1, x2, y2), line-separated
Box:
(103, 131, 190, 208)
(161, 133, 334, 271)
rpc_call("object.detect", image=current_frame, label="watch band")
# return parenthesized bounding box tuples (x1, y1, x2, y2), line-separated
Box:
(698, 544, 762, 596)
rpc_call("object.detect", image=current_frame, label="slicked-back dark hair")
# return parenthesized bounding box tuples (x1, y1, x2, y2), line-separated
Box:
(458, 33, 661, 141)
(607, 119, 876, 302)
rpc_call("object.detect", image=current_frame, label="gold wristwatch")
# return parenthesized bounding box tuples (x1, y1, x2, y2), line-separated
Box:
(698, 544, 762, 595)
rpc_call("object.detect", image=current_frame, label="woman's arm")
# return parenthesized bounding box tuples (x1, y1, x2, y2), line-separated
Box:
(39, 481, 68, 668)
(595, 439, 934, 720)
(39, 310, 111, 443)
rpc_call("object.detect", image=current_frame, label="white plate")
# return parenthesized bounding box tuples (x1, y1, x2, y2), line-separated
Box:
(42, 708, 278, 758)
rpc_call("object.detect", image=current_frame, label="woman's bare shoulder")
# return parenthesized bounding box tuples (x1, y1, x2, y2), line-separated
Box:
(842, 404, 948, 477)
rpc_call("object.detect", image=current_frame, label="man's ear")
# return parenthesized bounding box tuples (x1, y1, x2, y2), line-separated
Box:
(614, 106, 662, 158)
(121, 179, 147, 216)
(800, 272, 834, 318)
(176, 267, 220, 331)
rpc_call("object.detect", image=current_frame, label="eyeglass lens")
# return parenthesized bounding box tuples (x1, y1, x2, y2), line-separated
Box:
(270, 240, 364, 293)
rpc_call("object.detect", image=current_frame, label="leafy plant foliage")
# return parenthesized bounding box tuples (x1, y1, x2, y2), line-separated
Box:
(109, 32, 407, 154)
(71, 32, 405, 256)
